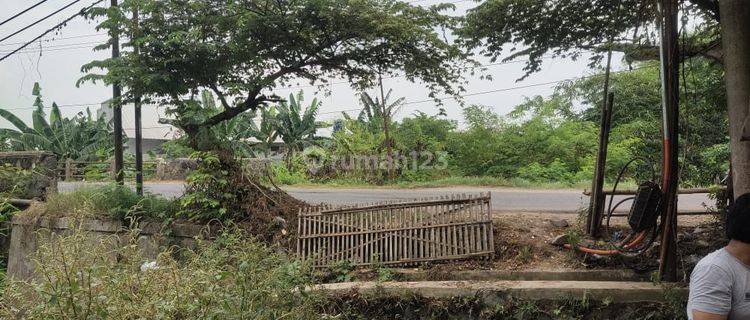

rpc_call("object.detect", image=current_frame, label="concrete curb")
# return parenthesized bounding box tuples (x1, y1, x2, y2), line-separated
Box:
(391, 269, 647, 282)
(315, 280, 687, 303)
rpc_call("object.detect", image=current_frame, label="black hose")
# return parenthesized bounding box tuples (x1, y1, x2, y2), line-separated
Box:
(605, 196, 635, 236)
(606, 158, 641, 218)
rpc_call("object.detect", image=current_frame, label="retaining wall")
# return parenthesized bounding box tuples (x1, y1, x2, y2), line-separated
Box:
(7, 216, 213, 280)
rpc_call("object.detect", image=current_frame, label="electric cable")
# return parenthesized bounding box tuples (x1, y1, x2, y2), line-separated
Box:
(0, 0, 83, 44)
(0, 0, 50, 27)
(0, 0, 104, 63)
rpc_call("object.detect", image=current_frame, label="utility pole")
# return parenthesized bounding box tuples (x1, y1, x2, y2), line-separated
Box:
(111, 0, 124, 185)
(133, 3, 143, 195)
(586, 45, 614, 237)
(379, 74, 394, 181)
(720, 0, 750, 198)
(657, 0, 680, 282)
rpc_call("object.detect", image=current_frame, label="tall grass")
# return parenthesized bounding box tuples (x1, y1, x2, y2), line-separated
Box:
(22, 184, 175, 221)
(0, 228, 321, 319)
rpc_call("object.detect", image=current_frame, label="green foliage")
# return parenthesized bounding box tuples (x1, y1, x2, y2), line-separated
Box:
(179, 151, 234, 221)
(325, 260, 356, 283)
(23, 184, 175, 221)
(0, 164, 34, 199)
(269, 159, 309, 185)
(0, 83, 115, 161)
(246, 107, 280, 157)
(81, 0, 469, 147)
(393, 111, 456, 154)
(0, 228, 320, 319)
(459, 0, 719, 79)
(357, 90, 404, 134)
(160, 137, 196, 159)
(275, 92, 329, 168)
(517, 159, 574, 183)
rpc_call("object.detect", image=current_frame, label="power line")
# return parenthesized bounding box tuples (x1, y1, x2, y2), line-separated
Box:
(2, 65, 653, 115)
(0, 33, 105, 47)
(0, 41, 101, 54)
(0, 0, 83, 44)
(316, 65, 654, 116)
(0, 0, 51, 27)
(0, 40, 101, 51)
(0, 0, 104, 62)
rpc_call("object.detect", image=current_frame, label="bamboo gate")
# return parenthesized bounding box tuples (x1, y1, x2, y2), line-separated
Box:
(297, 193, 494, 267)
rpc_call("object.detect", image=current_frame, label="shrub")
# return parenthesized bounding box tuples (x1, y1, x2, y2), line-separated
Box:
(0, 228, 321, 319)
(0, 164, 35, 199)
(269, 158, 309, 185)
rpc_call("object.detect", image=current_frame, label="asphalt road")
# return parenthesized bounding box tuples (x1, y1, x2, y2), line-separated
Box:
(58, 182, 714, 213)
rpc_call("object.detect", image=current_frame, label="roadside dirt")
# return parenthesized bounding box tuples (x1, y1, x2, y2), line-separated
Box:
(384, 211, 725, 281)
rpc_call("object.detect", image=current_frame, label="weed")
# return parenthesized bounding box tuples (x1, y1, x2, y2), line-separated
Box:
(326, 259, 356, 283)
(0, 227, 321, 319)
(516, 245, 533, 263)
(565, 229, 583, 247)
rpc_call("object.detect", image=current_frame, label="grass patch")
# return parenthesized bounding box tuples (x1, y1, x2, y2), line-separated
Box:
(21, 184, 176, 221)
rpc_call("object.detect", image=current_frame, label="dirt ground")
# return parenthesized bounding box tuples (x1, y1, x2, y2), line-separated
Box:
(398, 211, 726, 280)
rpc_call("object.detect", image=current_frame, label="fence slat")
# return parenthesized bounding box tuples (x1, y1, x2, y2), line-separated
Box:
(299, 194, 493, 267)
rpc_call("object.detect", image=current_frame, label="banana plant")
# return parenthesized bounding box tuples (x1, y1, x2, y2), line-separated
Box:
(274, 91, 329, 169)
(357, 90, 404, 134)
(245, 107, 279, 157)
(0, 83, 115, 161)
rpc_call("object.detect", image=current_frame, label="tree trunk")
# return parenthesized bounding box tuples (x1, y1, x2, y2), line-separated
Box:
(720, 0, 750, 199)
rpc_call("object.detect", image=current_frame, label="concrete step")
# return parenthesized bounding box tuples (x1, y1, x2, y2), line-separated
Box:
(315, 280, 687, 303)
(390, 269, 647, 282)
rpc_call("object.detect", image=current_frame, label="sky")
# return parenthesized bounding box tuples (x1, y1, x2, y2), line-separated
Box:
(0, 0, 626, 139)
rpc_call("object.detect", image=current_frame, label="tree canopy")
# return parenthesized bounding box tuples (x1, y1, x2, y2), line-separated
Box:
(81, 0, 471, 149)
(458, 0, 722, 79)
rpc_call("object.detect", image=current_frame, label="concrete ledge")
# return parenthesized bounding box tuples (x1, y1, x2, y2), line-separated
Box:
(7, 215, 220, 280)
(315, 280, 686, 303)
(392, 269, 647, 282)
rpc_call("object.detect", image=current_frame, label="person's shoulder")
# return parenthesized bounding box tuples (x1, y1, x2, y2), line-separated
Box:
(693, 249, 733, 276)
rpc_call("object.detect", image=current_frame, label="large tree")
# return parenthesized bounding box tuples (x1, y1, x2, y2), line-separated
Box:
(460, 0, 750, 197)
(81, 0, 470, 151)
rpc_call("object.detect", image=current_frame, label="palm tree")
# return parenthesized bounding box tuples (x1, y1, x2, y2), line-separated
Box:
(0, 83, 114, 161)
(274, 91, 328, 169)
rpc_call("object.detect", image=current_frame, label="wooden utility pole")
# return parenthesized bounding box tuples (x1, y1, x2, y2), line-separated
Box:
(379, 74, 394, 181)
(587, 94, 614, 237)
(720, 0, 750, 199)
(586, 46, 614, 237)
(133, 4, 143, 195)
(111, 0, 124, 185)
(657, 0, 680, 282)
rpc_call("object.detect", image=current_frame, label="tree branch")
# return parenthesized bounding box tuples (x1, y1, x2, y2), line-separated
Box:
(209, 84, 232, 110)
(581, 39, 723, 64)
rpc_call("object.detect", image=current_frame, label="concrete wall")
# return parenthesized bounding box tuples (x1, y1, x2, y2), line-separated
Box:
(7, 216, 212, 280)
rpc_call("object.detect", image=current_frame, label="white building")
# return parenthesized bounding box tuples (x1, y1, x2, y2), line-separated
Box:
(98, 100, 180, 154)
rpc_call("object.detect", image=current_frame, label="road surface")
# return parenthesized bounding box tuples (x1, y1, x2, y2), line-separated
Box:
(58, 182, 714, 213)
